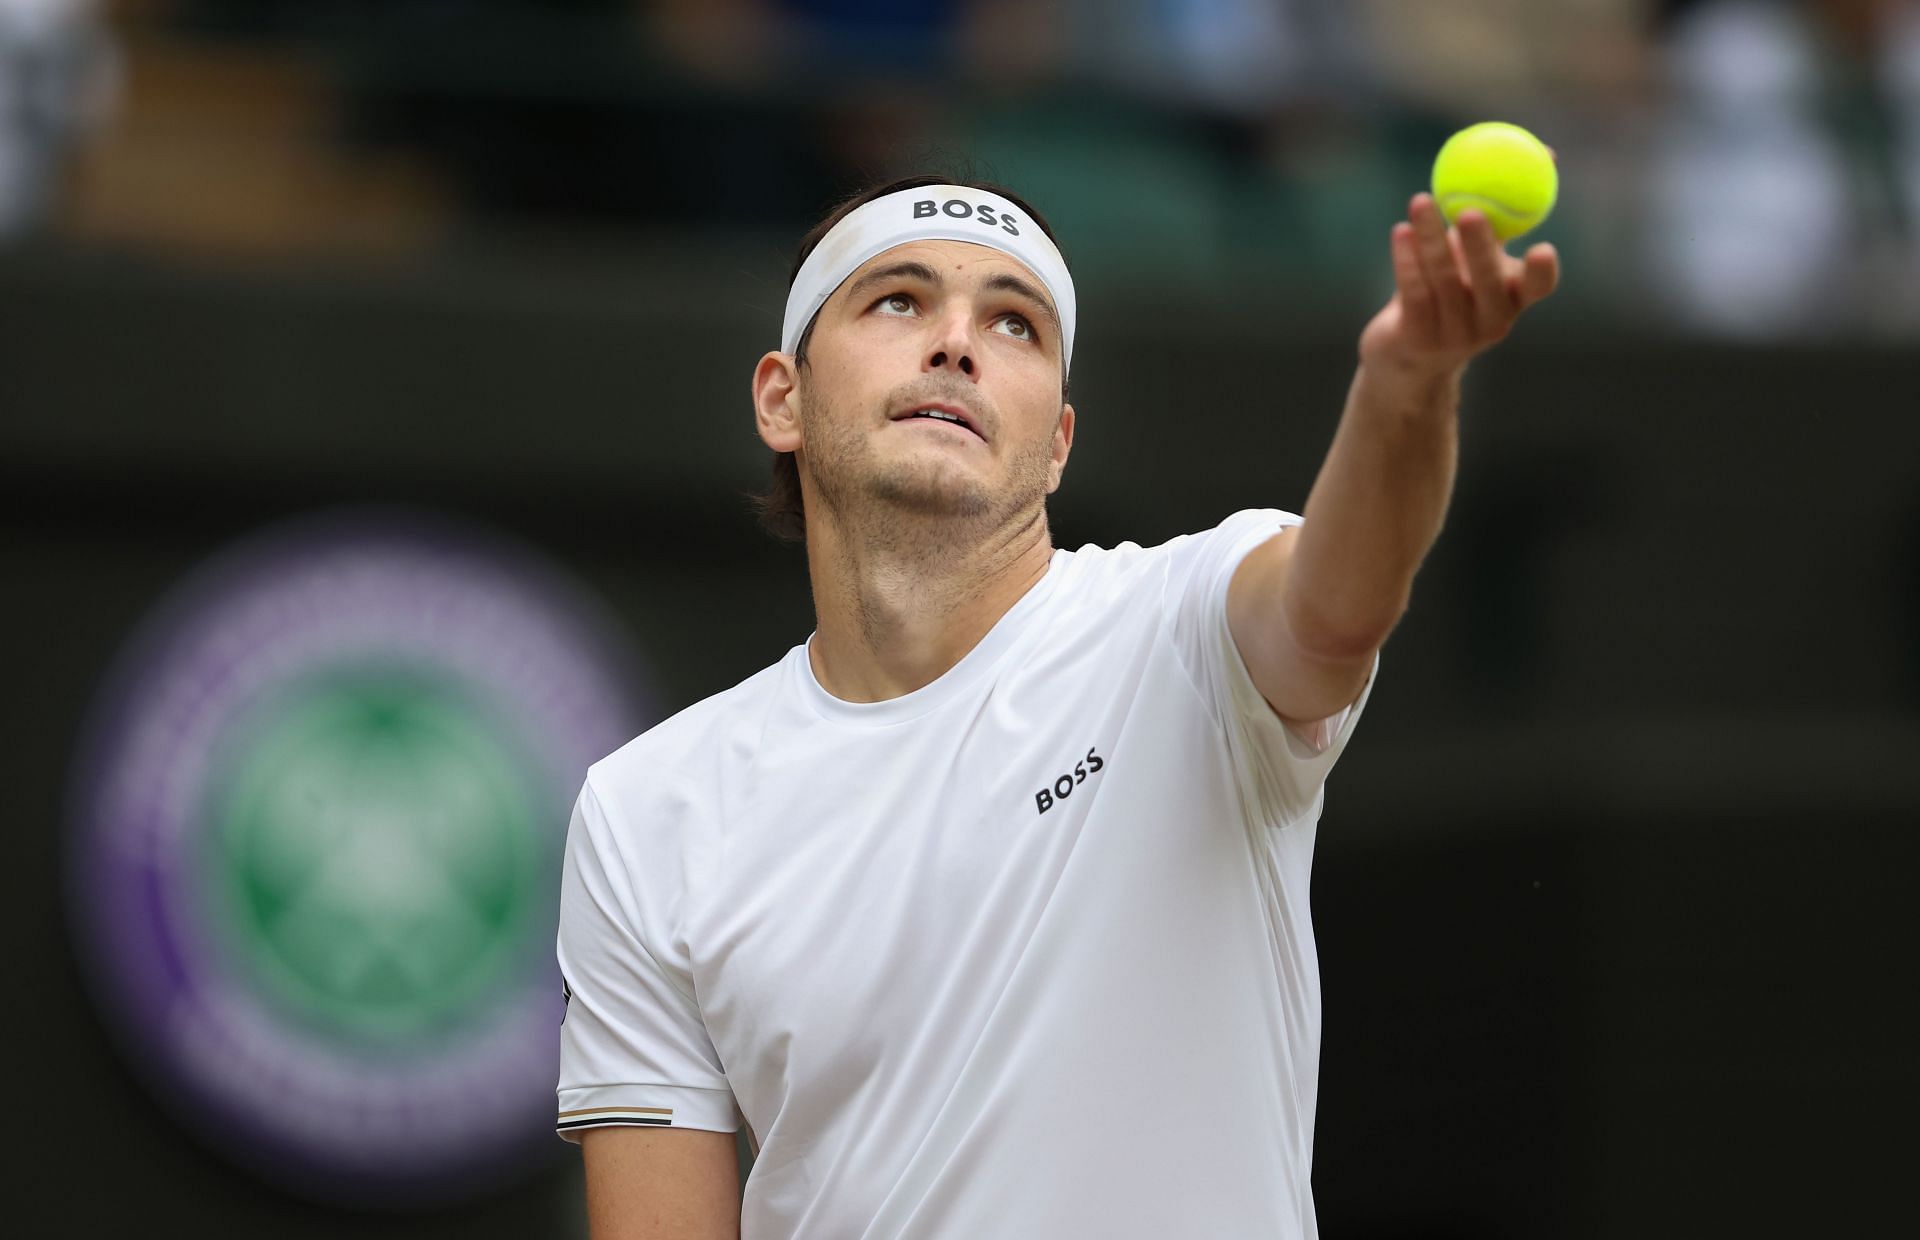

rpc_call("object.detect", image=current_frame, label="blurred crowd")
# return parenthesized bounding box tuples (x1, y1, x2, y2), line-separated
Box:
(0, 0, 116, 235)
(6, 0, 1920, 335)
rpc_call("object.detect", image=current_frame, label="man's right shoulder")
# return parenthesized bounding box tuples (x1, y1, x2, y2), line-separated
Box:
(584, 653, 792, 808)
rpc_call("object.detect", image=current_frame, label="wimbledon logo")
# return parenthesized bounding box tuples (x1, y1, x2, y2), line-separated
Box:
(67, 509, 650, 1205)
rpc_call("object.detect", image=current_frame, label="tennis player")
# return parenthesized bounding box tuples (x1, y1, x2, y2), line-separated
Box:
(555, 174, 1559, 1238)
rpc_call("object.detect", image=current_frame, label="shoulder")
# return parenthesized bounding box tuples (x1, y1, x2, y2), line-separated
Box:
(1058, 509, 1304, 605)
(584, 654, 790, 828)
(1164, 508, 1302, 560)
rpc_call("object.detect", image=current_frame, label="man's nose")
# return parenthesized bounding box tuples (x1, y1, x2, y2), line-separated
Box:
(925, 310, 977, 379)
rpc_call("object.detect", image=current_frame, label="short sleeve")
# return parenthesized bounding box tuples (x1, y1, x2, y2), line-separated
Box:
(1164, 508, 1379, 826)
(555, 779, 738, 1140)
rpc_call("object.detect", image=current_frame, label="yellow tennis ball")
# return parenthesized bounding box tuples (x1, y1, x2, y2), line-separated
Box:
(1430, 121, 1558, 241)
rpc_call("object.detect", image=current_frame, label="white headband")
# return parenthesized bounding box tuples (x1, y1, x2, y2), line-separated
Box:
(781, 184, 1076, 376)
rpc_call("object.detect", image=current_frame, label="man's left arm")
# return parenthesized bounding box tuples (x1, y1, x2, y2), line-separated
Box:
(1228, 193, 1562, 732)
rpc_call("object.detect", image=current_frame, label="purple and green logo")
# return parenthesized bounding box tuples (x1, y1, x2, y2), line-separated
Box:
(68, 509, 650, 1205)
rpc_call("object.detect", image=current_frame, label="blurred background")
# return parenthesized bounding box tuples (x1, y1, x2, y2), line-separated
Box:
(6, 0, 1916, 1236)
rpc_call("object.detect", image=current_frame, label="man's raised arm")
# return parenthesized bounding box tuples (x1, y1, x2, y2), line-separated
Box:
(1229, 194, 1561, 727)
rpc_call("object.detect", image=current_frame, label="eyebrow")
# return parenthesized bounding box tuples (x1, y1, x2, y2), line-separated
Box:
(983, 272, 1062, 336)
(841, 260, 1062, 338)
(843, 261, 941, 305)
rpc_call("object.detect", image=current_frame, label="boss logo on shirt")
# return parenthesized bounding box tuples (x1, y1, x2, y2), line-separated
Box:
(1035, 746, 1106, 814)
(913, 198, 1021, 236)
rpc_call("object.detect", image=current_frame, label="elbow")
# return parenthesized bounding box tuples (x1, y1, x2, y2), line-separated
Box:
(1281, 591, 1404, 664)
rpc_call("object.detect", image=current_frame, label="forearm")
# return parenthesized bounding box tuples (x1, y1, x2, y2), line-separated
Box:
(1283, 360, 1461, 659)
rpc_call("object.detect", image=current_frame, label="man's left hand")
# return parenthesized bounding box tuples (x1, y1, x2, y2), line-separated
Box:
(1359, 192, 1561, 381)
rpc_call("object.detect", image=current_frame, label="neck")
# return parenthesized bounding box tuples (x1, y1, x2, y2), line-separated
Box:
(803, 503, 1055, 703)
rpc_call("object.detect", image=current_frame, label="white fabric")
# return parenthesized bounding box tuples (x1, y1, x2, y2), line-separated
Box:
(556, 508, 1376, 1239)
(780, 184, 1078, 374)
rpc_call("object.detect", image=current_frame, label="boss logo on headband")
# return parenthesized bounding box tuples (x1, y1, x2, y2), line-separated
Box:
(913, 198, 1021, 237)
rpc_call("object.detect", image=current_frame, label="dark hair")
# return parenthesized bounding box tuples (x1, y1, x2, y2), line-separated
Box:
(749, 175, 1068, 543)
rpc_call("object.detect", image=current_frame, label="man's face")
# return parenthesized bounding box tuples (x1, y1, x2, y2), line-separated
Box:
(778, 239, 1075, 531)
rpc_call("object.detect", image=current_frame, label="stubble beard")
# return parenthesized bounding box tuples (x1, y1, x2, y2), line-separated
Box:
(798, 383, 1056, 554)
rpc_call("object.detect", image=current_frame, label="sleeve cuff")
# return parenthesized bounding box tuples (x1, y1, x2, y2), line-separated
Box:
(555, 1082, 739, 1143)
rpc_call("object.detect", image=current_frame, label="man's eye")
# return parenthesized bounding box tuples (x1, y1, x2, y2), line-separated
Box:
(878, 294, 915, 316)
(994, 315, 1033, 340)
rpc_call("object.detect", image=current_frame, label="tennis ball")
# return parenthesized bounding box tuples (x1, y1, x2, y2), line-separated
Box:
(1430, 121, 1557, 241)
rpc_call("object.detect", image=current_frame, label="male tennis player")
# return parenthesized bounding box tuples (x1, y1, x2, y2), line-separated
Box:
(555, 174, 1559, 1238)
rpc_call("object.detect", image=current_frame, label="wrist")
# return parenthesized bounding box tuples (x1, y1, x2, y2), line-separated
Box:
(1352, 357, 1464, 420)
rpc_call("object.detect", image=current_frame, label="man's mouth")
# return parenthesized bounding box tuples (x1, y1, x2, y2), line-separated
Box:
(890, 403, 984, 440)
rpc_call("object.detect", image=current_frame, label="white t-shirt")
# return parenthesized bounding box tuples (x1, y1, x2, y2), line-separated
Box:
(556, 508, 1376, 1239)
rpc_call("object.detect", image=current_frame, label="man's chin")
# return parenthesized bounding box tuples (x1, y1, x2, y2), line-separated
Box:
(868, 479, 993, 520)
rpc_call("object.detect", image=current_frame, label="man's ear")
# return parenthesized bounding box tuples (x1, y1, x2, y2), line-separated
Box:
(753, 352, 802, 453)
(1047, 401, 1075, 494)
